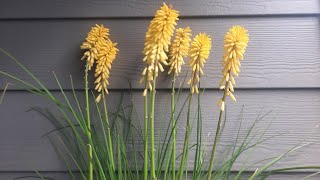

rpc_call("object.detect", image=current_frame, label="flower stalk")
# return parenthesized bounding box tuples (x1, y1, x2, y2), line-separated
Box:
(193, 69, 202, 178)
(150, 71, 157, 179)
(206, 75, 229, 180)
(207, 26, 249, 180)
(171, 74, 176, 179)
(177, 93, 193, 180)
(178, 33, 212, 180)
(140, 3, 179, 179)
(81, 25, 109, 180)
(102, 92, 115, 170)
(84, 67, 93, 180)
(143, 69, 149, 180)
(81, 24, 119, 180)
(143, 98, 149, 179)
(168, 27, 192, 179)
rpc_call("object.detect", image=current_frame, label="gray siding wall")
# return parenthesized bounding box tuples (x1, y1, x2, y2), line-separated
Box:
(0, 0, 320, 179)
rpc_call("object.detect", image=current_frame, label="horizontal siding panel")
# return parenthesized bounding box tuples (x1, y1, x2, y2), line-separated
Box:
(0, 172, 74, 180)
(1, 17, 319, 90)
(0, 89, 319, 171)
(0, 0, 319, 19)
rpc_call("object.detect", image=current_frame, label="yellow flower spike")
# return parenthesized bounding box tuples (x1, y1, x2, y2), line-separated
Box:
(188, 33, 212, 94)
(141, 3, 179, 94)
(168, 27, 192, 76)
(81, 24, 118, 102)
(209, 26, 249, 180)
(81, 24, 110, 70)
(94, 38, 119, 102)
(218, 25, 249, 111)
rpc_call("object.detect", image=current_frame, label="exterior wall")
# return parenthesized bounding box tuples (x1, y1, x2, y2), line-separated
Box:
(0, 0, 319, 179)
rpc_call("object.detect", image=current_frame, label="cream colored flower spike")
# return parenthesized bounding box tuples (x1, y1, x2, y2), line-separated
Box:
(188, 33, 212, 94)
(168, 27, 192, 76)
(140, 3, 179, 95)
(218, 25, 249, 111)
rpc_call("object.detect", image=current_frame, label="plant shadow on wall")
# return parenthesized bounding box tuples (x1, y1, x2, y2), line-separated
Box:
(1, 2, 320, 180)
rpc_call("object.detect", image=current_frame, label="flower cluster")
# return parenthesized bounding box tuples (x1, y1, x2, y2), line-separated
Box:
(94, 39, 119, 102)
(81, 24, 118, 102)
(81, 24, 109, 70)
(187, 33, 212, 94)
(141, 3, 179, 95)
(218, 25, 249, 111)
(168, 27, 192, 76)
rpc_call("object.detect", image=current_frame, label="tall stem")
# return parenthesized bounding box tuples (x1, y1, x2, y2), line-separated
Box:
(143, 76, 149, 180)
(193, 71, 202, 178)
(102, 92, 115, 171)
(85, 68, 93, 180)
(171, 75, 176, 180)
(207, 110, 223, 180)
(207, 71, 230, 180)
(178, 93, 193, 180)
(150, 71, 157, 179)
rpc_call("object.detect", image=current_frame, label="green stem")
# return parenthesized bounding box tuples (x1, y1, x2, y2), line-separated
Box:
(150, 72, 157, 179)
(207, 72, 230, 180)
(85, 68, 93, 180)
(207, 110, 223, 180)
(171, 75, 176, 180)
(143, 78, 149, 180)
(102, 92, 115, 171)
(193, 75, 202, 179)
(178, 93, 193, 180)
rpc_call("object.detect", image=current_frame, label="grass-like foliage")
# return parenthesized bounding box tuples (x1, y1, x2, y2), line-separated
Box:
(1, 48, 320, 180)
